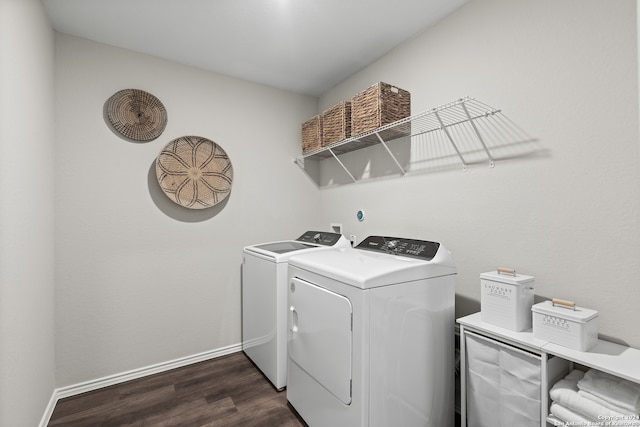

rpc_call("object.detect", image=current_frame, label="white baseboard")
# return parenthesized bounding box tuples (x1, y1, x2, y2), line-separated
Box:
(39, 343, 242, 427)
(38, 391, 59, 427)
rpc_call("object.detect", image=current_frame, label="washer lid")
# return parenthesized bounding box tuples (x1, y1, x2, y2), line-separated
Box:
(253, 241, 315, 254)
(244, 233, 350, 261)
(289, 244, 456, 289)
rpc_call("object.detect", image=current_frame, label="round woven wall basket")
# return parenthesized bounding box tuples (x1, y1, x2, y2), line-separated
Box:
(155, 136, 233, 209)
(106, 89, 167, 141)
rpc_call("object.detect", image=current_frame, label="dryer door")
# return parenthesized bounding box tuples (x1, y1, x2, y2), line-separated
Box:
(288, 277, 353, 404)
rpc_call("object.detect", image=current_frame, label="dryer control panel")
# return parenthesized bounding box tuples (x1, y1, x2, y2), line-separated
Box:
(356, 236, 440, 260)
(296, 231, 344, 246)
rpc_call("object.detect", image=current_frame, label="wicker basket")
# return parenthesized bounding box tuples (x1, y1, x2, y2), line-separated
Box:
(155, 136, 233, 209)
(322, 101, 351, 146)
(301, 115, 322, 153)
(351, 82, 411, 136)
(105, 89, 167, 142)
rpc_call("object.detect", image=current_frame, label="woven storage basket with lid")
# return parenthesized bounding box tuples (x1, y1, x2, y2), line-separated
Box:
(351, 82, 410, 137)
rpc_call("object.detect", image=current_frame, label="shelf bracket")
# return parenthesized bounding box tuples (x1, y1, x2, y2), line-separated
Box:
(328, 148, 357, 183)
(435, 110, 468, 170)
(461, 102, 496, 168)
(375, 132, 406, 176)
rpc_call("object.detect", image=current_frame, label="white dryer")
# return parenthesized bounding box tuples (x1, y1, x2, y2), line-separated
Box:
(286, 236, 456, 427)
(242, 231, 351, 390)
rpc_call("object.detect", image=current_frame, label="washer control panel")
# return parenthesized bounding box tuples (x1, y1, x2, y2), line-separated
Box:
(296, 231, 344, 246)
(356, 236, 440, 260)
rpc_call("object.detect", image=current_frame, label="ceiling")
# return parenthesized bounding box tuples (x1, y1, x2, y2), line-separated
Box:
(42, 0, 468, 96)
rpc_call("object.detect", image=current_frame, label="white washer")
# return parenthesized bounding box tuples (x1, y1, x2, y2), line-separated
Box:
(242, 231, 351, 390)
(287, 236, 456, 427)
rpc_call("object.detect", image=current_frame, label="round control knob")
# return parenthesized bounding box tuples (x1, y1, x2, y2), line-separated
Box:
(313, 233, 321, 242)
(387, 240, 399, 250)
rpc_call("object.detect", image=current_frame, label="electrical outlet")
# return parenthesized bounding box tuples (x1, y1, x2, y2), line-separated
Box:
(349, 235, 356, 247)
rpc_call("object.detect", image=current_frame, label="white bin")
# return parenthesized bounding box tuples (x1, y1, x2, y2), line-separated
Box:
(532, 300, 598, 352)
(480, 269, 535, 331)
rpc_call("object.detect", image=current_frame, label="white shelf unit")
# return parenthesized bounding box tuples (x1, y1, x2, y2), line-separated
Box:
(458, 312, 640, 427)
(294, 97, 530, 185)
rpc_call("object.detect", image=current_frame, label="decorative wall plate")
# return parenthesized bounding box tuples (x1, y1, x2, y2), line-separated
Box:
(155, 136, 233, 209)
(106, 89, 167, 141)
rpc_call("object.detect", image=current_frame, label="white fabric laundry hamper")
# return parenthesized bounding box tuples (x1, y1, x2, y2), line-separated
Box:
(465, 331, 542, 427)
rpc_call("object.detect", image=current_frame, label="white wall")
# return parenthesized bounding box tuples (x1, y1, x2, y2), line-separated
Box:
(0, 0, 56, 425)
(11, 0, 637, 409)
(318, 0, 640, 347)
(54, 34, 319, 387)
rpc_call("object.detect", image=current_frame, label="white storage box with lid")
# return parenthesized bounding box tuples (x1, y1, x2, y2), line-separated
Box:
(532, 300, 599, 351)
(480, 268, 535, 331)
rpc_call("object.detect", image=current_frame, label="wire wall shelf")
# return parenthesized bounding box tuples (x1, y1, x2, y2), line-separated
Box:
(294, 97, 535, 186)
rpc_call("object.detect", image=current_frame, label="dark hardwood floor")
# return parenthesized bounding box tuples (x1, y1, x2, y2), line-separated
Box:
(48, 352, 306, 427)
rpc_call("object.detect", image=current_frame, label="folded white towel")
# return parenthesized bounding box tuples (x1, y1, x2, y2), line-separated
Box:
(578, 390, 640, 423)
(549, 370, 640, 426)
(550, 402, 593, 425)
(550, 370, 594, 419)
(549, 369, 584, 399)
(578, 369, 640, 415)
(565, 369, 587, 381)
